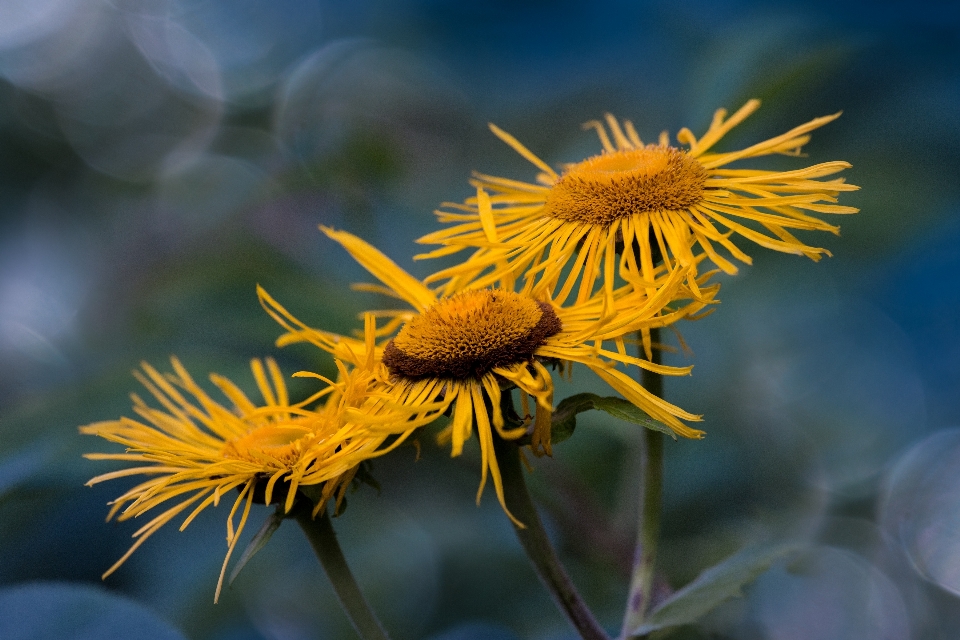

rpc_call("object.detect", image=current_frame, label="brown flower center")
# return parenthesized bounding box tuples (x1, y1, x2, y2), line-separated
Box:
(543, 145, 706, 225)
(382, 289, 562, 379)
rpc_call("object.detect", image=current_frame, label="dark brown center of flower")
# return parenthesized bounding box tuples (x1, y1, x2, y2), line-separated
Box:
(543, 145, 707, 225)
(382, 289, 562, 380)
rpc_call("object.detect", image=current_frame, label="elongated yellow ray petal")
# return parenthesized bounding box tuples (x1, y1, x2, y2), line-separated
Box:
(321, 226, 438, 312)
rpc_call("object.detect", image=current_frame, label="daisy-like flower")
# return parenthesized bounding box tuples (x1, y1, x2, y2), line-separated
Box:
(81, 354, 443, 601)
(417, 99, 858, 302)
(258, 227, 718, 523)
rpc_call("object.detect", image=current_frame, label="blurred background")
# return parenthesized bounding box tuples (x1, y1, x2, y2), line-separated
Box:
(1, 0, 958, 638)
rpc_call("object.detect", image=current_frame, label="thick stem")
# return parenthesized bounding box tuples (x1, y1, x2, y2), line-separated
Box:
(494, 433, 611, 640)
(620, 328, 665, 639)
(295, 504, 391, 640)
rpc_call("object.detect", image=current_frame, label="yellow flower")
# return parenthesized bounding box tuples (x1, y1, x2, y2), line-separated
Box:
(258, 228, 717, 523)
(417, 99, 858, 302)
(82, 355, 441, 601)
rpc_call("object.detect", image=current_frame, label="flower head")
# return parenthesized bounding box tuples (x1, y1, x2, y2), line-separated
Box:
(258, 228, 716, 523)
(417, 100, 858, 302)
(82, 355, 440, 601)
(381, 289, 562, 379)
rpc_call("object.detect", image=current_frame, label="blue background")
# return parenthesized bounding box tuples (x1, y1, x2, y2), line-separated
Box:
(1, 1, 958, 638)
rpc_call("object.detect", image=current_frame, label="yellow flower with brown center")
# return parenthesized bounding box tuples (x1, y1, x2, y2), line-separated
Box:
(417, 100, 859, 302)
(258, 227, 718, 523)
(81, 355, 443, 601)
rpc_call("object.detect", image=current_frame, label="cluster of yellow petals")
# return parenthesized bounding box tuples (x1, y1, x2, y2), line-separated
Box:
(84, 98, 857, 591)
(418, 100, 858, 304)
(81, 354, 441, 601)
(256, 227, 717, 523)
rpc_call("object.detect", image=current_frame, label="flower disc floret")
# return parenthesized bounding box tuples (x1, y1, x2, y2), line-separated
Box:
(383, 289, 562, 379)
(221, 423, 315, 466)
(544, 145, 707, 225)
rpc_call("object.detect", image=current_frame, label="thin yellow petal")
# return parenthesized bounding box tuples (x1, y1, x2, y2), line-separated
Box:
(320, 226, 437, 312)
(489, 123, 559, 179)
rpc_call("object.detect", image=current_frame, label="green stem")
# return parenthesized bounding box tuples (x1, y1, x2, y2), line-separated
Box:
(494, 434, 611, 640)
(295, 504, 391, 640)
(620, 327, 665, 639)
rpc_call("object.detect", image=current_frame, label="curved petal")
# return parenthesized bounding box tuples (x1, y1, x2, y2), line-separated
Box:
(321, 227, 437, 312)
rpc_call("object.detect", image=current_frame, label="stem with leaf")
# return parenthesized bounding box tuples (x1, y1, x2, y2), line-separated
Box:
(620, 327, 665, 639)
(294, 503, 391, 640)
(494, 426, 611, 640)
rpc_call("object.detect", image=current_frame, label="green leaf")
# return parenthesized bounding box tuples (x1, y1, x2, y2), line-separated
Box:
(298, 484, 325, 504)
(0, 582, 188, 640)
(548, 393, 592, 444)
(550, 393, 676, 445)
(589, 395, 677, 439)
(352, 460, 382, 495)
(631, 541, 802, 637)
(228, 509, 285, 586)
